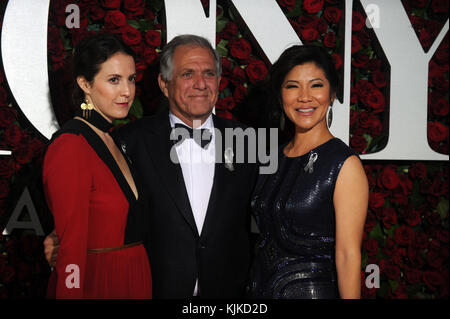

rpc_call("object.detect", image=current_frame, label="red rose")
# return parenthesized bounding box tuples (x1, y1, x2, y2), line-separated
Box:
(382, 207, 398, 229)
(331, 53, 343, 70)
(436, 230, 449, 243)
(364, 212, 377, 232)
(104, 10, 127, 29)
(134, 61, 146, 82)
(0, 159, 14, 179)
(89, 5, 106, 21)
(419, 29, 433, 50)
(13, 143, 34, 165)
(372, 71, 387, 88)
(0, 106, 17, 126)
(404, 209, 421, 227)
(145, 30, 161, 47)
(431, 0, 449, 13)
(368, 192, 385, 210)
(414, 231, 428, 249)
(230, 38, 252, 60)
(278, 0, 297, 9)
(316, 18, 328, 34)
(351, 35, 361, 53)
(0, 265, 15, 283)
(233, 85, 247, 103)
(221, 57, 233, 75)
(367, 58, 382, 72)
(405, 268, 421, 284)
(303, 0, 324, 14)
(222, 21, 238, 40)
(409, 162, 427, 179)
(378, 165, 400, 190)
(431, 98, 449, 116)
(0, 180, 10, 199)
(143, 47, 158, 65)
(298, 15, 318, 29)
(394, 225, 415, 246)
(124, 0, 145, 17)
(246, 60, 268, 84)
(302, 28, 319, 42)
(4, 124, 25, 147)
(216, 110, 233, 120)
(428, 122, 448, 142)
(411, 0, 427, 7)
(358, 29, 371, 47)
(352, 53, 369, 68)
(231, 66, 246, 86)
(47, 26, 65, 63)
(323, 6, 342, 24)
(352, 11, 365, 31)
(358, 110, 373, 129)
(363, 238, 378, 256)
(100, 0, 122, 9)
(121, 25, 142, 46)
(218, 77, 229, 92)
(369, 117, 382, 136)
(350, 134, 367, 153)
(384, 261, 400, 280)
(423, 271, 444, 291)
(216, 96, 235, 111)
(323, 32, 336, 48)
(363, 89, 385, 113)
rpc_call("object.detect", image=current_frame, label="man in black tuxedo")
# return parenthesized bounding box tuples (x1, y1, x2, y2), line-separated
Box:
(44, 34, 258, 298)
(113, 35, 258, 298)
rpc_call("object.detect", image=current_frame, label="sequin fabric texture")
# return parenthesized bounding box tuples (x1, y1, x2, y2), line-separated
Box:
(247, 138, 357, 299)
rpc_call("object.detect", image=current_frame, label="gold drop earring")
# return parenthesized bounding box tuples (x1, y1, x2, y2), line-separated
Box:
(80, 99, 94, 118)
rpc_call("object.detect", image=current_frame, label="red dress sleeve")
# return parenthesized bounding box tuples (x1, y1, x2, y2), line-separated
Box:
(43, 133, 92, 298)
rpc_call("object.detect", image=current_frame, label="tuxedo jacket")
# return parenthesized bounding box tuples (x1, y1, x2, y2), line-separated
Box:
(113, 110, 258, 298)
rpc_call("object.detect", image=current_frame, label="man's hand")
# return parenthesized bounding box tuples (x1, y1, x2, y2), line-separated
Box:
(43, 230, 59, 268)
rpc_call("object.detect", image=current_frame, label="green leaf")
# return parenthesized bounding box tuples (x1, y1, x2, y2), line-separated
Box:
(388, 280, 399, 292)
(127, 20, 140, 30)
(139, 19, 154, 31)
(285, 2, 303, 18)
(128, 96, 143, 119)
(369, 222, 384, 241)
(149, 0, 163, 12)
(217, 17, 229, 33)
(216, 39, 229, 57)
(437, 199, 449, 219)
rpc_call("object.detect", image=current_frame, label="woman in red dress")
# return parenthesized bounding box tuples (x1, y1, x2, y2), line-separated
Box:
(43, 33, 152, 298)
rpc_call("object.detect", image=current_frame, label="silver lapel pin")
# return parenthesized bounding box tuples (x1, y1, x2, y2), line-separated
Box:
(224, 147, 234, 172)
(304, 152, 318, 174)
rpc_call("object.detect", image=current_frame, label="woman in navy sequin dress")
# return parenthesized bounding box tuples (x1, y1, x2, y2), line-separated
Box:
(247, 46, 368, 299)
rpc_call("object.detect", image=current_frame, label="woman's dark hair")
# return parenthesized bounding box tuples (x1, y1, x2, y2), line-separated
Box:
(266, 45, 339, 141)
(72, 33, 136, 106)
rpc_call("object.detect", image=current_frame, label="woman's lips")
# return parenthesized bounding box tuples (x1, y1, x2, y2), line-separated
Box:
(116, 102, 129, 107)
(295, 107, 316, 115)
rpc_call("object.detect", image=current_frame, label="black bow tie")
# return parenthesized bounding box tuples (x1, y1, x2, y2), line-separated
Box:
(171, 123, 212, 148)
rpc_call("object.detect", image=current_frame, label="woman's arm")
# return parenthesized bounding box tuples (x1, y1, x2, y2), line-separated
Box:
(333, 155, 369, 299)
(43, 134, 92, 299)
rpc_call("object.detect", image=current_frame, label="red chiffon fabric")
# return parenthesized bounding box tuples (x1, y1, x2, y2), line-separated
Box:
(43, 133, 152, 299)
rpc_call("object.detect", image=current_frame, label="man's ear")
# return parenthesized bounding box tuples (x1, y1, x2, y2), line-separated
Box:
(158, 73, 169, 98)
(76, 76, 92, 95)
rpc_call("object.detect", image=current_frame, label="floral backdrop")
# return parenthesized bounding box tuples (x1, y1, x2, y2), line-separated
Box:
(0, 0, 448, 299)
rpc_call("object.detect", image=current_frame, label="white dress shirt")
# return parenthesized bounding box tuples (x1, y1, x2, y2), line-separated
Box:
(169, 112, 215, 296)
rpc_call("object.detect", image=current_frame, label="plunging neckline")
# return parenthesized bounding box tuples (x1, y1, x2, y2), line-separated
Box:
(75, 119, 139, 203)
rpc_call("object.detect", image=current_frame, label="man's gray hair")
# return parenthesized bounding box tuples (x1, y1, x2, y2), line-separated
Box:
(160, 34, 222, 81)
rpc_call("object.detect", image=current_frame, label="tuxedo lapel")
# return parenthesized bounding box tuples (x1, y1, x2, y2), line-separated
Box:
(143, 111, 199, 236)
(200, 115, 231, 239)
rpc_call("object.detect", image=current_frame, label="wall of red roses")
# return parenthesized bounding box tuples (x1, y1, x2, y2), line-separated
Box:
(0, 0, 448, 299)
